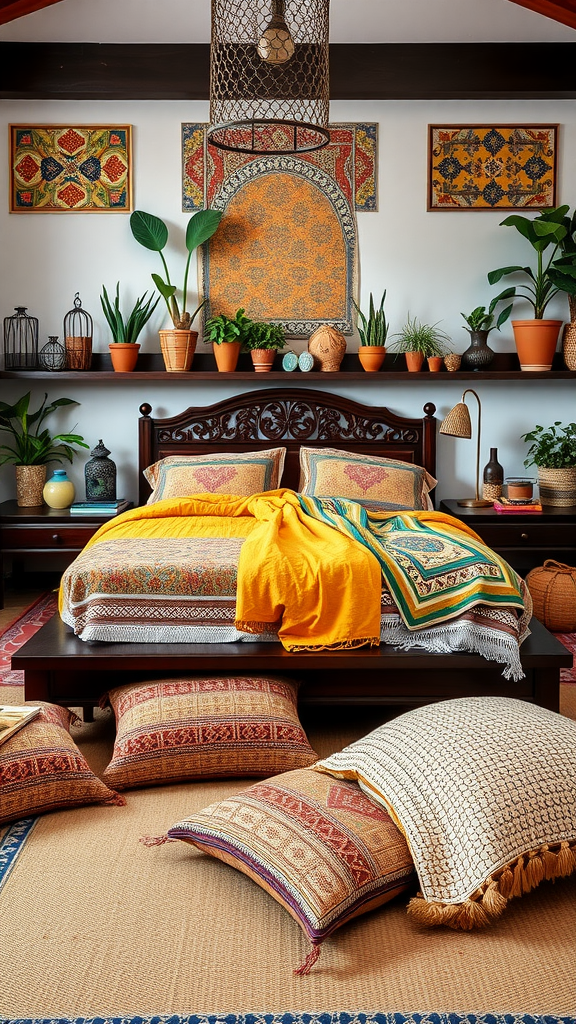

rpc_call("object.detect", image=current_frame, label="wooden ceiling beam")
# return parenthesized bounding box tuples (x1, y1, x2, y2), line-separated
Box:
(506, 0, 576, 29)
(0, 0, 64, 25)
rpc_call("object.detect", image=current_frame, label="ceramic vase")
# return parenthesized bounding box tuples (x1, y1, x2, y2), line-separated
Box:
(43, 469, 75, 509)
(461, 330, 495, 371)
(308, 325, 346, 371)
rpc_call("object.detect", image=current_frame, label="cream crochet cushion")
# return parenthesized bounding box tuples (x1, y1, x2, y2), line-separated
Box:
(315, 696, 576, 929)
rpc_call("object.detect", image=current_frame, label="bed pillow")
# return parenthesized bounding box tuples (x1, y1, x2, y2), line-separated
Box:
(144, 449, 286, 503)
(315, 696, 576, 930)
(298, 447, 436, 511)
(102, 675, 318, 790)
(167, 766, 416, 972)
(0, 702, 123, 825)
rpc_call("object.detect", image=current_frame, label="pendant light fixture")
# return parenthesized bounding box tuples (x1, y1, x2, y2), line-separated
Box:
(208, 0, 330, 155)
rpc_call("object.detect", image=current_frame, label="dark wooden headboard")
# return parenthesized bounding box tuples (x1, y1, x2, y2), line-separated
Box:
(138, 389, 437, 506)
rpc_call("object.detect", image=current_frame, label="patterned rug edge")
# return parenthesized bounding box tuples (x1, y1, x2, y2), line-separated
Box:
(0, 1013, 574, 1024)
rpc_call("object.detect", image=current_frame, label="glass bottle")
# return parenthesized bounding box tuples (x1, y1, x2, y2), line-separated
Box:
(482, 447, 504, 501)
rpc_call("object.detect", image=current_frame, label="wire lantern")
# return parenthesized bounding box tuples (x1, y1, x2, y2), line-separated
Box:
(63, 292, 93, 370)
(209, 0, 330, 155)
(38, 336, 66, 371)
(3, 306, 39, 370)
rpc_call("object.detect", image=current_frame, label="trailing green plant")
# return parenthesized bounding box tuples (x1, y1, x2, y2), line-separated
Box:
(100, 283, 161, 344)
(204, 308, 253, 345)
(390, 314, 451, 357)
(352, 291, 388, 347)
(461, 293, 514, 334)
(521, 421, 576, 469)
(488, 205, 570, 320)
(0, 393, 89, 466)
(243, 321, 287, 351)
(129, 208, 223, 329)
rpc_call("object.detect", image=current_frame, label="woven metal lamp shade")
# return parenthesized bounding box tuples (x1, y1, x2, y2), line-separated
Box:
(440, 389, 492, 507)
(208, 0, 330, 155)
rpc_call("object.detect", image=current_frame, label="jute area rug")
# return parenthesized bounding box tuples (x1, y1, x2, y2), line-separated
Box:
(1, 597, 575, 1022)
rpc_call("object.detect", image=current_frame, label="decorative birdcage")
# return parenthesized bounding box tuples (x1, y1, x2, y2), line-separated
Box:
(63, 293, 93, 370)
(3, 306, 39, 370)
(208, 0, 330, 155)
(38, 336, 66, 371)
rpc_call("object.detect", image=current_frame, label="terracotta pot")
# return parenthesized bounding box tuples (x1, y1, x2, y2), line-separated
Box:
(405, 351, 425, 372)
(15, 464, 46, 507)
(427, 355, 443, 372)
(213, 341, 241, 372)
(250, 349, 276, 372)
(358, 346, 386, 373)
(159, 329, 197, 372)
(511, 320, 562, 371)
(109, 343, 140, 372)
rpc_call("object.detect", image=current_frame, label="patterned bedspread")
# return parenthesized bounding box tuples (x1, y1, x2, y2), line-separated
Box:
(59, 494, 532, 680)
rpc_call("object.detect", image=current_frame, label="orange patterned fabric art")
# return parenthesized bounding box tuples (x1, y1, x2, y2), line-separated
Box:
(202, 157, 357, 335)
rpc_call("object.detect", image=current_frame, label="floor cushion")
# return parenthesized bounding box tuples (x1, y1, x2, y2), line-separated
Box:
(315, 695, 576, 929)
(167, 766, 416, 972)
(102, 675, 318, 790)
(0, 701, 123, 825)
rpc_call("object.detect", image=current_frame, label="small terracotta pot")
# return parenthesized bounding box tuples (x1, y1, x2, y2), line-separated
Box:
(511, 319, 562, 371)
(427, 355, 443, 372)
(213, 341, 241, 372)
(358, 346, 386, 373)
(405, 351, 425, 372)
(109, 343, 140, 372)
(250, 349, 276, 372)
(159, 329, 197, 372)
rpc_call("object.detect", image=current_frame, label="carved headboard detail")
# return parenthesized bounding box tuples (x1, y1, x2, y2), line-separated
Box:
(138, 388, 437, 505)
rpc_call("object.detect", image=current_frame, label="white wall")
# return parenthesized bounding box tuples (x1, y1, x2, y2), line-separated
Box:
(1, 96, 575, 505)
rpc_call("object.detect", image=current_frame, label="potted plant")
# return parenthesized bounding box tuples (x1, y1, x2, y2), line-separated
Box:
(100, 283, 160, 372)
(129, 207, 223, 371)
(243, 320, 287, 372)
(548, 206, 576, 370)
(390, 315, 451, 372)
(521, 420, 576, 507)
(459, 294, 514, 371)
(204, 308, 253, 372)
(352, 291, 388, 372)
(488, 205, 570, 371)
(0, 392, 89, 507)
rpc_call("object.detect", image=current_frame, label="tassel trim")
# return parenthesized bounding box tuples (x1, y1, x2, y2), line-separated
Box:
(139, 834, 179, 847)
(294, 942, 321, 975)
(407, 839, 576, 930)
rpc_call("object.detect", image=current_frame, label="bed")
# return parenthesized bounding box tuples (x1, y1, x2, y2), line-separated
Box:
(16, 388, 571, 712)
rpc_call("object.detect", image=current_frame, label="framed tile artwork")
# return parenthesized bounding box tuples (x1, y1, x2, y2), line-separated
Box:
(428, 124, 558, 211)
(9, 125, 132, 212)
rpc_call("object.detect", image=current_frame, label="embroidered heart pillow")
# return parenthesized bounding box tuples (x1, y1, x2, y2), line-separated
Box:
(144, 449, 286, 503)
(299, 447, 436, 511)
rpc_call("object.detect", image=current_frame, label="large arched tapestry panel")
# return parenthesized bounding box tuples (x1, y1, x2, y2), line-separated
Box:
(201, 157, 357, 336)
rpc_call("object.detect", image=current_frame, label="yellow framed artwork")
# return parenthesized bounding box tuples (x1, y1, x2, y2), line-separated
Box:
(9, 125, 132, 212)
(428, 124, 558, 211)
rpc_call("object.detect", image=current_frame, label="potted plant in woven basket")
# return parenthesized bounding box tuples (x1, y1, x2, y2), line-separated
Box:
(100, 283, 160, 372)
(130, 208, 222, 371)
(521, 420, 576, 507)
(389, 314, 451, 372)
(352, 291, 388, 372)
(243, 320, 287, 372)
(0, 392, 88, 507)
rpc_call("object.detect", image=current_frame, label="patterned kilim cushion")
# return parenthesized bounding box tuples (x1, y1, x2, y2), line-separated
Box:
(298, 447, 436, 511)
(103, 676, 318, 791)
(144, 449, 286, 503)
(315, 696, 576, 930)
(0, 702, 122, 825)
(167, 766, 416, 971)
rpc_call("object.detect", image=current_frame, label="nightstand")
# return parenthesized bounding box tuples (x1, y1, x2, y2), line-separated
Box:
(439, 499, 576, 577)
(0, 500, 133, 607)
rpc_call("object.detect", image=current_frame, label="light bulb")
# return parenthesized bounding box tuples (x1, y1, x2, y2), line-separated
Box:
(257, 2, 295, 65)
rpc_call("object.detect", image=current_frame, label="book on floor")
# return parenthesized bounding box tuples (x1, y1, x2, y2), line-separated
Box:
(0, 705, 41, 747)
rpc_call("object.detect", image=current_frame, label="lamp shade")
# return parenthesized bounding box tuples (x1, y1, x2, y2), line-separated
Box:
(208, 0, 330, 155)
(439, 402, 472, 439)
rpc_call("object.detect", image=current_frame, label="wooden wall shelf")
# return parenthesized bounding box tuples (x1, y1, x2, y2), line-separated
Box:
(1, 352, 574, 382)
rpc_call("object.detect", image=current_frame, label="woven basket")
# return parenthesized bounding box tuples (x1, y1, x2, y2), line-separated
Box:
(537, 466, 576, 507)
(526, 559, 576, 632)
(562, 320, 576, 371)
